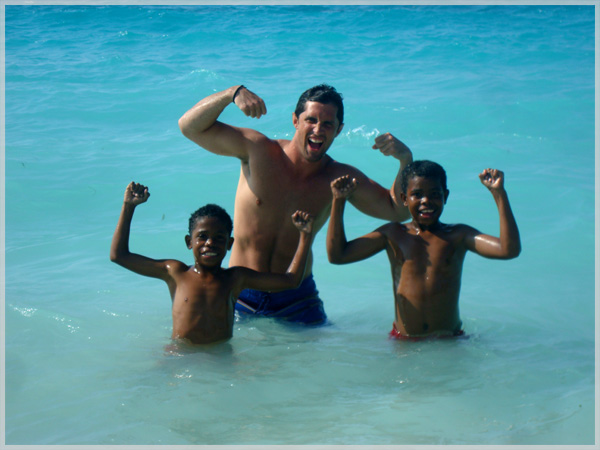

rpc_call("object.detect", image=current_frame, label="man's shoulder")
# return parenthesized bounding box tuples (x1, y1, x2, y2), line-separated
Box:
(237, 127, 272, 145)
(326, 158, 358, 173)
(327, 159, 378, 184)
(244, 135, 288, 159)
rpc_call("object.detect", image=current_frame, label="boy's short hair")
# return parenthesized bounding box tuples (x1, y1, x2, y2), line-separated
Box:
(295, 84, 344, 125)
(188, 204, 233, 236)
(401, 160, 448, 193)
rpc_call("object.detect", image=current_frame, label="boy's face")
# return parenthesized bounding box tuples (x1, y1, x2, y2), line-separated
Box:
(401, 176, 449, 228)
(185, 216, 233, 268)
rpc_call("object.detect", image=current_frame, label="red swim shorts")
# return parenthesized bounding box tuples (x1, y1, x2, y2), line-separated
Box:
(389, 324, 465, 341)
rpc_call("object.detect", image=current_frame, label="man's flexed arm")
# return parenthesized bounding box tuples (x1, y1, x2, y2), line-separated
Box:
(178, 85, 268, 160)
(346, 133, 413, 222)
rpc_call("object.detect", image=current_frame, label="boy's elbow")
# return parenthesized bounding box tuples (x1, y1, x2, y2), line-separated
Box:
(502, 243, 521, 260)
(282, 273, 304, 290)
(326, 248, 337, 264)
(292, 276, 304, 289)
(327, 252, 345, 265)
(509, 244, 521, 259)
(326, 243, 343, 264)
(110, 249, 126, 264)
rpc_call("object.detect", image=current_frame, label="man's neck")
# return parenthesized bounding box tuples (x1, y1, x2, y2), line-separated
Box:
(284, 138, 331, 178)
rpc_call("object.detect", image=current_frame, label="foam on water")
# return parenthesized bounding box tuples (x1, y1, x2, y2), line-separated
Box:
(4, 4, 596, 445)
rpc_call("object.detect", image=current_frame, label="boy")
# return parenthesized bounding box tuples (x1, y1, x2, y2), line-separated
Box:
(327, 160, 521, 339)
(110, 182, 314, 345)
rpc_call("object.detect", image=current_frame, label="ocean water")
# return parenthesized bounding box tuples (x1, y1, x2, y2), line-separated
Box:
(3, 4, 596, 446)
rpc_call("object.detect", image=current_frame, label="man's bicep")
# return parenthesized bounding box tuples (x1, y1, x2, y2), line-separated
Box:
(348, 173, 400, 221)
(185, 121, 258, 160)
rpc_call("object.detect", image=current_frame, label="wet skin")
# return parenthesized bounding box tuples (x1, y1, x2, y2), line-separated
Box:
(110, 182, 315, 344)
(178, 85, 412, 285)
(328, 171, 520, 337)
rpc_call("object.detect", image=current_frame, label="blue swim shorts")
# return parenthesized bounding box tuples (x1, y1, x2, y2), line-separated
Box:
(236, 274, 327, 325)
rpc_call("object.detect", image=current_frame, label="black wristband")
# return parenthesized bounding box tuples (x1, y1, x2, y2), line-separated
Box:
(232, 85, 245, 103)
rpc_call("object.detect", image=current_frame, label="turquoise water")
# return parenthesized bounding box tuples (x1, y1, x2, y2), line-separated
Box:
(4, 5, 596, 445)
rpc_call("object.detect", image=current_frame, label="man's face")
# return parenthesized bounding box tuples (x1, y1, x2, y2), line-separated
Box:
(293, 101, 344, 162)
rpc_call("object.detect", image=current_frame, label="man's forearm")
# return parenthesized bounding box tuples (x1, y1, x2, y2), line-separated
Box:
(391, 155, 412, 221)
(178, 85, 240, 139)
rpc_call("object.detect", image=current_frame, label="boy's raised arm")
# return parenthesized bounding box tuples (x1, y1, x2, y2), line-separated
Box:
(466, 169, 521, 259)
(327, 175, 388, 264)
(110, 182, 175, 280)
(283, 211, 314, 287)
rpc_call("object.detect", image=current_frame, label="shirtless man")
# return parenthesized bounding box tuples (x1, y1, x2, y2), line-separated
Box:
(178, 84, 413, 325)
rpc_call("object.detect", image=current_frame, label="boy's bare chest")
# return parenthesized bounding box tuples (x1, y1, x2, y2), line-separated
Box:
(389, 229, 464, 270)
(172, 272, 235, 313)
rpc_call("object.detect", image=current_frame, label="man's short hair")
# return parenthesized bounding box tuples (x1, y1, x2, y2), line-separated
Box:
(401, 160, 448, 194)
(295, 84, 344, 125)
(188, 204, 233, 235)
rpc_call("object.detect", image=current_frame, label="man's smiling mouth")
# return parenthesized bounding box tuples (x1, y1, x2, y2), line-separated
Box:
(308, 137, 323, 150)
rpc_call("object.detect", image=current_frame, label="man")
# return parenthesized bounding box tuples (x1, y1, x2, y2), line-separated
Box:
(178, 84, 413, 325)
